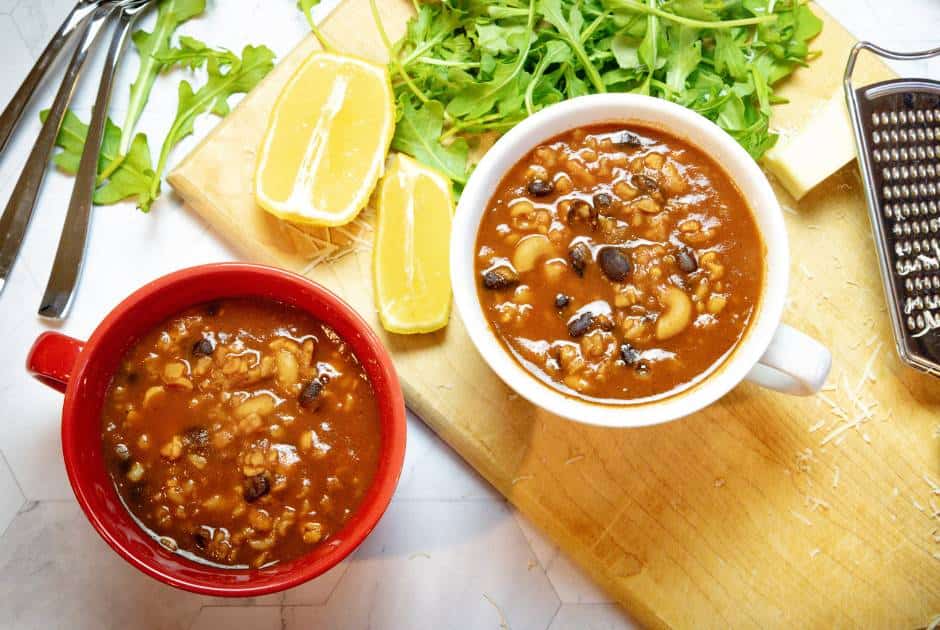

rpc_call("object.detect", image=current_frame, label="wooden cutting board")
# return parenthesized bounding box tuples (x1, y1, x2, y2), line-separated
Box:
(168, 2, 940, 627)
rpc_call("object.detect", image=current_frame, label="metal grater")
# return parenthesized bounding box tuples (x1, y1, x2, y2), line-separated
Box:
(845, 42, 940, 377)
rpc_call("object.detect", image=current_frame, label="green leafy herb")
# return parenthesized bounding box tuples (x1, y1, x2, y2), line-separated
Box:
(149, 44, 276, 204)
(47, 43, 275, 212)
(100, 0, 206, 180)
(353, 0, 822, 186)
(41, 110, 155, 208)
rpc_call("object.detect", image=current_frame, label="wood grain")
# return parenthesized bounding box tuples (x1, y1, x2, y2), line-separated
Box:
(168, 2, 940, 627)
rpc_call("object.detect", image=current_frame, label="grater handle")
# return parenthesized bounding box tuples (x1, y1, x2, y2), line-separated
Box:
(744, 324, 832, 396)
(844, 41, 940, 90)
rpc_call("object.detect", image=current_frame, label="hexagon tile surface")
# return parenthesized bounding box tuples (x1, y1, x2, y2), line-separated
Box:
(0, 0, 933, 629)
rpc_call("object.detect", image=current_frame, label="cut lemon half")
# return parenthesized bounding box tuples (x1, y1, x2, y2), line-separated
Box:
(255, 52, 394, 226)
(374, 154, 454, 334)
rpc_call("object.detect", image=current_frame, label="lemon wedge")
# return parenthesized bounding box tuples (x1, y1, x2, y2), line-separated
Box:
(374, 154, 454, 334)
(255, 52, 394, 226)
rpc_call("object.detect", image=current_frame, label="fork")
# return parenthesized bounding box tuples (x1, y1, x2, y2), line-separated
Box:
(0, 1, 117, 296)
(39, 0, 155, 319)
(0, 0, 110, 156)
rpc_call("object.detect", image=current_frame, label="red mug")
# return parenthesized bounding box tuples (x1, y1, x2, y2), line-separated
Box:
(26, 264, 406, 596)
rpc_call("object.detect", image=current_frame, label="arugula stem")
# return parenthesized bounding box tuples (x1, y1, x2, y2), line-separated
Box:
(369, 0, 429, 105)
(413, 57, 480, 69)
(302, 4, 337, 53)
(607, 0, 778, 28)
(440, 113, 503, 140)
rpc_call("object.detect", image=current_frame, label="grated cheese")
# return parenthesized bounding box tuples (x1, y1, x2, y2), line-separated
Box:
(924, 475, 940, 495)
(821, 384, 837, 392)
(511, 475, 533, 486)
(914, 499, 926, 512)
(800, 263, 815, 279)
(714, 478, 726, 488)
(807, 496, 831, 511)
(809, 548, 821, 559)
(795, 449, 815, 473)
(808, 419, 827, 433)
(832, 467, 840, 488)
(863, 433, 871, 444)
(893, 487, 900, 497)
(792, 510, 813, 526)
(564, 455, 584, 465)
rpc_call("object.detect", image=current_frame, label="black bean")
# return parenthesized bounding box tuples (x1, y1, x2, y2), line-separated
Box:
(567, 312, 595, 338)
(527, 179, 554, 197)
(193, 528, 211, 550)
(243, 473, 271, 503)
(620, 343, 640, 366)
(677, 248, 698, 273)
(566, 199, 597, 227)
(299, 378, 325, 409)
(482, 266, 520, 290)
(615, 131, 643, 147)
(568, 242, 592, 277)
(183, 426, 210, 452)
(593, 192, 613, 210)
(192, 337, 214, 358)
(636, 174, 659, 194)
(554, 293, 571, 309)
(597, 247, 632, 282)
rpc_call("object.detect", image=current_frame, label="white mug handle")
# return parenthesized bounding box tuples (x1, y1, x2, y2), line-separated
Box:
(745, 323, 832, 396)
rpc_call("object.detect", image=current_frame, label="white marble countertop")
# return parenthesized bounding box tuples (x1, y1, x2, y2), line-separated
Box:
(0, 1, 936, 629)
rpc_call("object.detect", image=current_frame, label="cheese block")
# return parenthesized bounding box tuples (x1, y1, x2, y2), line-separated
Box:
(764, 88, 858, 200)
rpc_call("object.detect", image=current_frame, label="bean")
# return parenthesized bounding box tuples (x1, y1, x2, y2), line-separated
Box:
(636, 174, 659, 194)
(592, 192, 613, 211)
(568, 242, 592, 277)
(243, 473, 271, 502)
(527, 179, 554, 197)
(299, 378, 325, 409)
(482, 266, 520, 290)
(554, 293, 571, 309)
(183, 426, 210, 452)
(597, 247, 632, 282)
(567, 312, 594, 338)
(192, 337, 214, 357)
(677, 248, 698, 273)
(615, 131, 643, 147)
(619, 343, 640, 366)
(566, 199, 597, 228)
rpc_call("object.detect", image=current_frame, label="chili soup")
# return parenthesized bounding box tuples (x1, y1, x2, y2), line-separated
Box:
(100, 298, 381, 568)
(474, 123, 764, 403)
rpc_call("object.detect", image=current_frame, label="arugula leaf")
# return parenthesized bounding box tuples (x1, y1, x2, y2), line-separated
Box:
(119, 0, 205, 159)
(42, 110, 155, 208)
(150, 44, 275, 206)
(392, 100, 469, 185)
(664, 25, 700, 95)
(540, 0, 607, 93)
(158, 35, 238, 69)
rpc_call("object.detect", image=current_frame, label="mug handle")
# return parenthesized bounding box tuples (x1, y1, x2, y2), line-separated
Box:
(27, 331, 85, 394)
(744, 323, 832, 396)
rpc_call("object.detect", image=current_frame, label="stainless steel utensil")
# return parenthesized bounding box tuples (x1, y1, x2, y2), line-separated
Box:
(0, 0, 110, 155)
(0, 3, 116, 296)
(844, 41, 940, 376)
(39, 0, 154, 320)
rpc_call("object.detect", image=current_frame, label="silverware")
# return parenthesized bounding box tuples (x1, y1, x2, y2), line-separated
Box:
(844, 41, 940, 376)
(0, 2, 116, 296)
(39, 0, 154, 320)
(0, 0, 110, 155)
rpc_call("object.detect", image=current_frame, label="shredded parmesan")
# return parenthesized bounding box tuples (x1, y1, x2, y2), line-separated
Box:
(564, 455, 584, 465)
(924, 475, 940, 495)
(808, 419, 827, 433)
(511, 475, 533, 486)
(807, 496, 831, 511)
(821, 384, 837, 392)
(832, 467, 840, 489)
(714, 478, 726, 488)
(795, 449, 815, 473)
(927, 614, 940, 630)
(914, 499, 926, 512)
(800, 263, 814, 279)
(893, 487, 900, 497)
(809, 548, 821, 559)
(792, 510, 813, 526)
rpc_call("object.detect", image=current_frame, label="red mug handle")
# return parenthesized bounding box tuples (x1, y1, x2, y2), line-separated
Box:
(27, 331, 86, 394)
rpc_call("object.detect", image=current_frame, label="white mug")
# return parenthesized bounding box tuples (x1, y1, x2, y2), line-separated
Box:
(450, 94, 832, 428)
